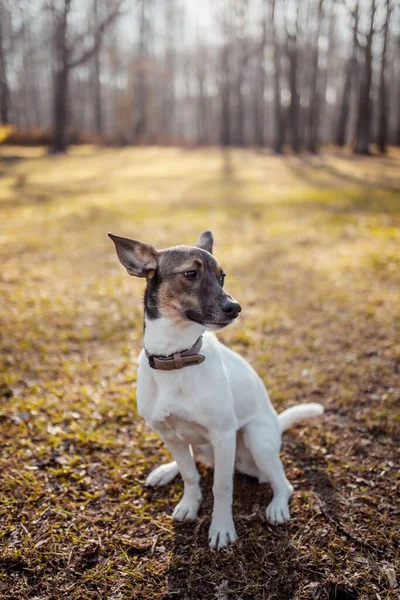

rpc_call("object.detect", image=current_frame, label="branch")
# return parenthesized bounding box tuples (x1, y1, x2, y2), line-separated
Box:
(67, 0, 123, 69)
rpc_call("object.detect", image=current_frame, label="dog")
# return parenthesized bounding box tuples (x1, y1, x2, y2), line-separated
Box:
(108, 230, 324, 550)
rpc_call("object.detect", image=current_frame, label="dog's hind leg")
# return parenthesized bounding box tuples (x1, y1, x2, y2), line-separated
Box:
(243, 422, 293, 524)
(234, 430, 260, 479)
(146, 461, 180, 487)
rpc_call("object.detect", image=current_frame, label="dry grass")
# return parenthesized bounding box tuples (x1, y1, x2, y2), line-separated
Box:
(0, 146, 399, 600)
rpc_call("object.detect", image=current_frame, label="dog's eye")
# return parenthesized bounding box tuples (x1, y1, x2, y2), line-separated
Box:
(184, 270, 197, 280)
(219, 273, 226, 287)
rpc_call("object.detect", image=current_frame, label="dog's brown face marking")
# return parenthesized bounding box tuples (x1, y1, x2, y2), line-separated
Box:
(109, 231, 241, 328)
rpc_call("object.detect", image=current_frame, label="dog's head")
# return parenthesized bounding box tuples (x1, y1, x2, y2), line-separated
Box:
(108, 231, 241, 329)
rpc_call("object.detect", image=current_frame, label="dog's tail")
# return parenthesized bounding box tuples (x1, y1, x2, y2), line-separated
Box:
(278, 403, 324, 433)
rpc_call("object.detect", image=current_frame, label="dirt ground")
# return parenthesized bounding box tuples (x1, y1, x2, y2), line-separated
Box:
(0, 146, 399, 600)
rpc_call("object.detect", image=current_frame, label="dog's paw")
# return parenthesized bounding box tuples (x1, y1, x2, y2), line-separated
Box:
(209, 519, 237, 550)
(145, 462, 179, 487)
(172, 496, 202, 522)
(266, 496, 291, 525)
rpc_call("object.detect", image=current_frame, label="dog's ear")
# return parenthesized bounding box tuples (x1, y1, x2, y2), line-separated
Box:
(195, 231, 213, 254)
(108, 233, 158, 278)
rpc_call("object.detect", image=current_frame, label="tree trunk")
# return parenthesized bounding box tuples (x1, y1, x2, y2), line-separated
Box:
(253, 69, 265, 147)
(52, 66, 69, 153)
(336, 3, 359, 147)
(196, 72, 207, 145)
(0, 0, 10, 125)
(336, 66, 353, 147)
(233, 1, 247, 148)
(319, 0, 335, 145)
(253, 3, 267, 148)
(133, 0, 149, 141)
(377, 0, 391, 154)
(287, 47, 299, 152)
(271, 0, 284, 154)
(93, 0, 103, 136)
(162, 0, 176, 143)
(395, 26, 400, 146)
(397, 71, 400, 146)
(220, 42, 231, 147)
(354, 0, 376, 155)
(51, 0, 71, 153)
(307, 0, 324, 153)
(234, 58, 246, 147)
(195, 34, 207, 145)
(286, 1, 300, 153)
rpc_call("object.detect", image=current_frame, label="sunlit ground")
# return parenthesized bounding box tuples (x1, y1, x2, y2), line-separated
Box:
(0, 146, 399, 599)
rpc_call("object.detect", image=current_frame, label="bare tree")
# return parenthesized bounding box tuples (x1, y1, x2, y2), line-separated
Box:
(271, 0, 284, 153)
(397, 30, 400, 146)
(285, 0, 301, 153)
(306, 0, 325, 153)
(220, 43, 231, 147)
(51, 0, 122, 153)
(195, 43, 208, 145)
(252, 1, 267, 147)
(336, 1, 359, 147)
(133, 0, 150, 142)
(354, 0, 376, 155)
(232, 0, 249, 147)
(0, 0, 10, 125)
(93, 0, 103, 136)
(378, 0, 392, 153)
(219, 3, 232, 148)
(160, 0, 177, 143)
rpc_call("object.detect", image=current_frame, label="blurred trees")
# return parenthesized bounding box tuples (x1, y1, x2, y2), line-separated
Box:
(0, 0, 399, 153)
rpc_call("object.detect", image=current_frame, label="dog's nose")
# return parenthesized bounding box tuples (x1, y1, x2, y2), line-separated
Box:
(221, 299, 241, 319)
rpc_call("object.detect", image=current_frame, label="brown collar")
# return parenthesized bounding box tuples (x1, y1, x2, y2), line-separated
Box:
(145, 336, 205, 371)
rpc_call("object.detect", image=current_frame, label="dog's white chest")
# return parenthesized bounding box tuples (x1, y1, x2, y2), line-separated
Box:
(143, 388, 209, 445)
(155, 412, 209, 445)
(138, 363, 214, 445)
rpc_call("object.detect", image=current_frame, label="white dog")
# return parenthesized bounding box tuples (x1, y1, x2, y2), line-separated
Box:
(109, 230, 323, 550)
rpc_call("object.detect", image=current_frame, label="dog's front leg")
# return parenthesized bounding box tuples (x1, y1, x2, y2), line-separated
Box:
(158, 437, 203, 522)
(209, 433, 237, 550)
